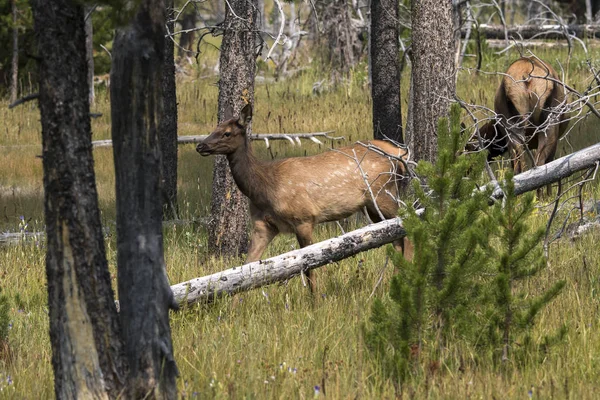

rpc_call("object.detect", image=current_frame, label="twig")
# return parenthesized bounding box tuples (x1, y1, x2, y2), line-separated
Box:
(8, 93, 39, 109)
(264, 0, 285, 62)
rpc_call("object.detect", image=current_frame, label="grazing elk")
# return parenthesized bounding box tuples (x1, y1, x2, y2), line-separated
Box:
(197, 104, 412, 293)
(476, 57, 569, 193)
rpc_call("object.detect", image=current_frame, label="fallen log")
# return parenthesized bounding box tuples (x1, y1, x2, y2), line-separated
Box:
(171, 217, 407, 305)
(461, 24, 600, 40)
(171, 142, 600, 306)
(91, 131, 343, 148)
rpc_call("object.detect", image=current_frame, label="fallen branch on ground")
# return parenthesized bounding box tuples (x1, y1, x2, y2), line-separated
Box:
(91, 131, 343, 148)
(461, 24, 600, 40)
(171, 142, 600, 306)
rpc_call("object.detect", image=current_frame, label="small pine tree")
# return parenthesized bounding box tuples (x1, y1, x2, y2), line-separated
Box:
(364, 104, 493, 389)
(484, 172, 565, 363)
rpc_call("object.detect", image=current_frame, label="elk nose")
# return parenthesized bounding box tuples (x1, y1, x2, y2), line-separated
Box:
(196, 143, 206, 153)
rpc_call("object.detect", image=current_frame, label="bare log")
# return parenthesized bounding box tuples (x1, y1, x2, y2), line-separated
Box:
(171, 217, 407, 305)
(171, 141, 600, 306)
(461, 24, 600, 40)
(91, 131, 343, 148)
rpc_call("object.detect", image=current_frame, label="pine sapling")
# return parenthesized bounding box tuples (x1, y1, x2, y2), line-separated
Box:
(486, 172, 565, 363)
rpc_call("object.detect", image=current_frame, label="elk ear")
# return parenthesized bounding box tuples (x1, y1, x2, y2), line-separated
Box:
(223, 105, 234, 121)
(238, 103, 253, 127)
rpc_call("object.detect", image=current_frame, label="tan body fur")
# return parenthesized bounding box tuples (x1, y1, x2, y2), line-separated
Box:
(479, 57, 569, 180)
(197, 105, 412, 293)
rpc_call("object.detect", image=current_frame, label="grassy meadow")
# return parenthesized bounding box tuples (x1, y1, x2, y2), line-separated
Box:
(1, 44, 600, 398)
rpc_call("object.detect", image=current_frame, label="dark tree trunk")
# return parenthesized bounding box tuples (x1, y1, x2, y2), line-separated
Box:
(177, 10, 197, 59)
(370, 0, 402, 142)
(162, 0, 179, 220)
(322, 0, 362, 72)
(10, 0, 18, 104)
(208, 0, 258, 257)
(410, 0, 456, 162)
(85, 6, 95, 107)
(31, 1, 125, 398)
(110, 0, 179, 397)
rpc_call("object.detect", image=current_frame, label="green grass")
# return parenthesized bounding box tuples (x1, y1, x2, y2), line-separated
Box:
(1, 45, 600, 398)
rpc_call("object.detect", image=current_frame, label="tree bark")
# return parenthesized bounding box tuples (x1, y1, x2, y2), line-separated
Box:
(110, 0, 178, 397)
(208, 0, 258, 257)
(172, 141, 600, 306)
(177, 10, 197, 59)
(9, 0, 18, 104)
(370, 0, 402, 142)
(31, 0, 124, 398)
(161, 0, 179, 220)
(410, 0, 456, 162)
(85, 6, 95, 107)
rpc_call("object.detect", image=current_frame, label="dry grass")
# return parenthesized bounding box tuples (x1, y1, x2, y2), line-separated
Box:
(1, 46, 600, 398)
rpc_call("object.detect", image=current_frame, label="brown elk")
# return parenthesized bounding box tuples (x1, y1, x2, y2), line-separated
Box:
(197, 104, 412, 293)
(477, 57, 569, 190)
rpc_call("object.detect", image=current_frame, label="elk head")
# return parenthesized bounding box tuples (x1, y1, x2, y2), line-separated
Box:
(196, 104, 253, 156)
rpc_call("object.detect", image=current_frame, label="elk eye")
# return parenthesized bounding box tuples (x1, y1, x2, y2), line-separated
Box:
(224, 132, 231, 137)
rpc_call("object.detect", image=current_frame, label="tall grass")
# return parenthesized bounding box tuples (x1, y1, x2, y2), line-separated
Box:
(0, 45, 599, 398)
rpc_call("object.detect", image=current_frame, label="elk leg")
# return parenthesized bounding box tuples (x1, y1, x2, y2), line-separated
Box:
(535, 127, 559, 197)
(366, 207, 414, 263)
(295, 223, 316, 294)
(246, 219, 279, 263)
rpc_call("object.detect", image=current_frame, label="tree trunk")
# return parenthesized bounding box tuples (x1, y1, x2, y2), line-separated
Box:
(161, 0, 179, 220)
(370, 0, 402, 142)
(9, 0, 18, 104)
(410, 0, 456, 162)
(177, 10, 197, 59)
(85, 6, 95, 107)
(31, 1, 124, 398)
(322, 0, 362, 72)
(208, 0, 257, 257)
(110, 0, 178, 397)
(173, 141, 600, 305)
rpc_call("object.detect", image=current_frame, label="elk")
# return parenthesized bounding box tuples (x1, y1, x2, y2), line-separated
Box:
(197, 104, 412, 293)
(476, 57, 569, 189)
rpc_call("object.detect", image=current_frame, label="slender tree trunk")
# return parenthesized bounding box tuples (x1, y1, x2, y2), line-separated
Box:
(31, 1, 125, 397)
(208, 0, 257, 257)
(177, 11, 197, 60)
(85, 6, 95, 107)
(162, 0, 179, 220)
(10, 0, 18, 104)
(410, 0, 456, 162)
(370, 0, 402, 142)
(110, 0, 178, 397)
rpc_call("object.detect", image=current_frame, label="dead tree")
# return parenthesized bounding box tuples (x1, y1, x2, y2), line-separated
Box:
(208, 0, 258, 258)
(409, 0, 456, 162)
(161, 0, 179, 220)
(31, 0, 124, 397)
(370, 0, 403, 142)
(110, 0, 178, 397)
(10, 0, 18, 104)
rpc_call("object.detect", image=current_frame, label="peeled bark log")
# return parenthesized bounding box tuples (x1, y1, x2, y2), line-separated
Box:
(173, 218, 407, 305)
(172, 142, 600, 306)
(461, 24, 600, 40)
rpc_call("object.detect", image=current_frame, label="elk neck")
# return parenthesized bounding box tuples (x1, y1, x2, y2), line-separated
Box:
(225, 139, 275, 207)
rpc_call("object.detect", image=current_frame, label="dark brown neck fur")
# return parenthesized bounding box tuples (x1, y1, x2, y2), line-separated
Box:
(226, 141, 276, 208)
